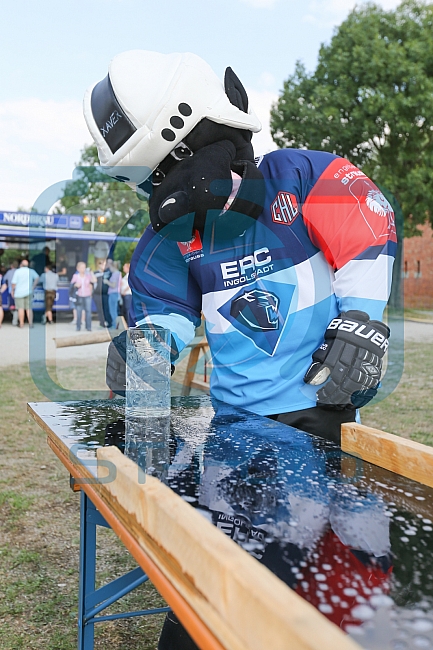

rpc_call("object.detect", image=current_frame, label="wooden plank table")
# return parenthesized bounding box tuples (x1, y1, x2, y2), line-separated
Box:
(28, 396, 433, 650)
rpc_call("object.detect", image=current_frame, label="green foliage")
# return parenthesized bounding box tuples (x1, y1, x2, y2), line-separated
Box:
(270, 0, 433, 236)
(58, 144, 150, 236)
(1, 248, 24, 266)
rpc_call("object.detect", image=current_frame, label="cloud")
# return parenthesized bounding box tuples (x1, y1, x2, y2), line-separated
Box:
(0, 91, 279, 212)
(303, 0, 402, 27)
(258, 71, 277, 89)
(247, 88, 279, 157)
(0, 98, 91, 211)
(240, 0, 278, 7)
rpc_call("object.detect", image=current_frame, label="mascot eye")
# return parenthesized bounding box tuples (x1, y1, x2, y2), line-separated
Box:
(170, 141, 193, 161)
(151, 168, 166, 186)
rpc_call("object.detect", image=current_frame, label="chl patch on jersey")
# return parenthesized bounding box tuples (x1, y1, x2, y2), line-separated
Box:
(271, 191, 299, 226)
(217, 282, 295, 355)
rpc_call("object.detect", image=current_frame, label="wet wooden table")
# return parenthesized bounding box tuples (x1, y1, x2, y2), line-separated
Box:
(28, 396, 433, 650)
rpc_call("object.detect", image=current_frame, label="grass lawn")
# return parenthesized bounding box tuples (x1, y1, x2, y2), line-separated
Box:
(404, 309, 433, 323)
(362, 341, 433, 445)
(0, 364, 166, 650)
(0, 340, 432, 648)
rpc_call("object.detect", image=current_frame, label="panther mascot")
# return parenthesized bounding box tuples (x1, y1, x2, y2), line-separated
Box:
(84, 50, 395, 649)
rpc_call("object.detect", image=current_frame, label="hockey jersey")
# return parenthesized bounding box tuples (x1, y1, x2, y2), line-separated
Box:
(129, 149, 396, 416)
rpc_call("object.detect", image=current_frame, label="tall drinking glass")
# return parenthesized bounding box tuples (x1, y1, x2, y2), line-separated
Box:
(126, 326, 171, 417)
(125, 326, 171, 482)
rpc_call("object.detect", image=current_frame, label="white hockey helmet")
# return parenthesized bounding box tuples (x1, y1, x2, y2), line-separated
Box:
(83, 50, 262, 186)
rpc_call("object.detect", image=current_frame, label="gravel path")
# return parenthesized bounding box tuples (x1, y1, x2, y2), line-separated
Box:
(403, 319, 433, 342)
(0, 317, 110, 367)
(0, 317, 431, 369)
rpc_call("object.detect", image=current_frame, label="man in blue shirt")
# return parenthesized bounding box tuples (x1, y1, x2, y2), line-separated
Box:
(11, 260, 39, 328)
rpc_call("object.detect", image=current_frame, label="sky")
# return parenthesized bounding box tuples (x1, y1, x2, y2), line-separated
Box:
(0, 0, 402, 212)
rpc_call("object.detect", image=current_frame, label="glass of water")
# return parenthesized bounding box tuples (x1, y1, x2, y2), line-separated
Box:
(125, 414, 171, 482)
(126, 326, 171, 417)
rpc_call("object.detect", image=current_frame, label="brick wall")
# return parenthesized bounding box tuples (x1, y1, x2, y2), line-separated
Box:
(403, 224, 433, 309)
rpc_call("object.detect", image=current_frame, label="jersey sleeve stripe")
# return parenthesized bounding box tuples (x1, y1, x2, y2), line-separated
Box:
(354, 241, 397, 261)
(334, 255, 394, 303)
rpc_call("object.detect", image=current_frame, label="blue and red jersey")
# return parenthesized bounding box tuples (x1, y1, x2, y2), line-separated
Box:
(129, 149, 396, 416)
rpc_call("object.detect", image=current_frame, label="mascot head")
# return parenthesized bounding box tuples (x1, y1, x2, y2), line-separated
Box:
(83, 50, 265, 241)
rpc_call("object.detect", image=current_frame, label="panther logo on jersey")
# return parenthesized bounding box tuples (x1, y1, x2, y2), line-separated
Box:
(217, 281, 295, 355)
(230, 289, 280, 332)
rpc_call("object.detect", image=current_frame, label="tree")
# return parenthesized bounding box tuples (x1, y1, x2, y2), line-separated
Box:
(58, 144, 150, 236)
(270, 0, 433, 237)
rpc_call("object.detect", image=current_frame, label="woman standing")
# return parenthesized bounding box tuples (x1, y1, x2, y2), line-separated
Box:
(71, 262, 96, 332)
(120, 262, 132, 323)
(0, 270, 3, 328)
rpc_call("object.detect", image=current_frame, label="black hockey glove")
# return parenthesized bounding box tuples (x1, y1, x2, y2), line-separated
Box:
(106, 329, 177, 396)
(303, 310, 390, 410)
(106, 330, 128, 396)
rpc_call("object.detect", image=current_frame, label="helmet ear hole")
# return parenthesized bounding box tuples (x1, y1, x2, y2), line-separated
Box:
(224, 67, 248, 113)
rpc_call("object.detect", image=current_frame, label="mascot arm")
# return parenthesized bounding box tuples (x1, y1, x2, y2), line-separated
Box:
(301, 158, 397, 275)
(107, 227, 201, 395)
(129, 225, 202, 336)
(301, 160, 396, 409)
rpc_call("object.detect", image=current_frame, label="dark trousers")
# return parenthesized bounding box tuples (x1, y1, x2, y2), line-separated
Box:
(269, 405, 356, 446)
(102, 292, 111, 328)
(93, 292, 105, 327)
(122, 293, 132, 321)
(158, 613, 199, 650)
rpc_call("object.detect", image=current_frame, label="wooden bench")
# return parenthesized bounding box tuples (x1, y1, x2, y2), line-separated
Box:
(182, 338, 211, 395)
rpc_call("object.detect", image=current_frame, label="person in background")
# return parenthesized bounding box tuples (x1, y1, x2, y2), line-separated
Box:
(39, 263, 59, 324)
(1, 261, 19, 325)
(11, 259, 39, 328)
(104, 259, 121, 329)
(69, 269, 85, 327)
(102, 259, 113, 328)
(32, 246, 51, 276)
(2, 260, 18, 290)
(120, 262, 132, 322)
(70, 262, 96, 332)
(93, 259, 109, 328)
(0, 269, 3, 328)
(55, 255, 68, 278)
